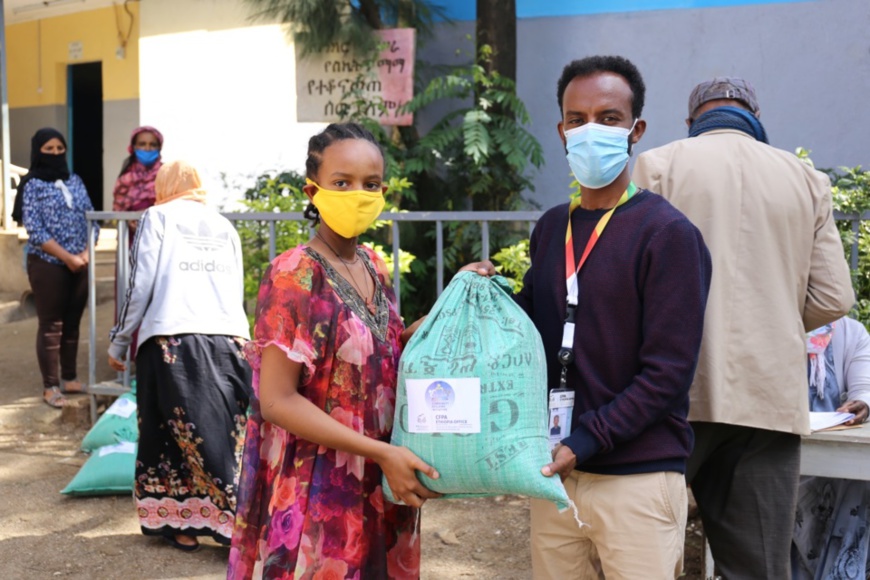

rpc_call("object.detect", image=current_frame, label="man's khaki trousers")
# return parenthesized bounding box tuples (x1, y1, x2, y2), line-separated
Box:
(531, 470, 687, 579)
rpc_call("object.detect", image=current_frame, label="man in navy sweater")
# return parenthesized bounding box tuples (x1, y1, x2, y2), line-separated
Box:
(515, 55, 712, 578)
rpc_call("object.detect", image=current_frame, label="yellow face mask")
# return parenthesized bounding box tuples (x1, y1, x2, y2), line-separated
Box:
(307, 178, 386, 239)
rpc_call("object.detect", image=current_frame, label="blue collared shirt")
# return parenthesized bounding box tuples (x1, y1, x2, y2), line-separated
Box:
(22, 175, 99, 265)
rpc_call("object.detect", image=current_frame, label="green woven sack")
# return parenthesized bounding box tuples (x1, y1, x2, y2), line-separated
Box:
(80, 392, 138, 452)
(61, 441, 137, 496)
(385, 272, 570, 510)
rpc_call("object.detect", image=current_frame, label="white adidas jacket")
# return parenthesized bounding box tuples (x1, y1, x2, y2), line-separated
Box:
(108, 199, 250, 360)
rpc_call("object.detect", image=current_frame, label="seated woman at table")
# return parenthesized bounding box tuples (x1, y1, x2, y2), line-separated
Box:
(792, 316, 870, 579)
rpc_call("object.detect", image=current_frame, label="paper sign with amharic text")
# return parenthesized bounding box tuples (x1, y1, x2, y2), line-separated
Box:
(295, 28, 415, 126)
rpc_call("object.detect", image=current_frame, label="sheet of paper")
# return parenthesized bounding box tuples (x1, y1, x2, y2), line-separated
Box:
(406, 378, 481, 434)
(809, 411, 856, 432)
(98, 441, 136, 457)
(105, 396, 136, 419)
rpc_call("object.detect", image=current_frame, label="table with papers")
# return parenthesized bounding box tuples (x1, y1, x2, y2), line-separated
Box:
(800, 421, 870, 480)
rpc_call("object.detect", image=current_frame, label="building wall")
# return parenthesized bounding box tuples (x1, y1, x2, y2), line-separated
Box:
(138, 0, 325, 209)
(137, 0, 868, 211)
(6, 4, 141, 210)
(419, 0, 870, 209)
(522, 0, 868, 209)
(34, 0, 861, 214)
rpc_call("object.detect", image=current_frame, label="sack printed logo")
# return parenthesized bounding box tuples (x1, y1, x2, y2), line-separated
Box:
(425, 381, 455, 411)
(176, 223, 233, 273)
(406, 377, 480, 434)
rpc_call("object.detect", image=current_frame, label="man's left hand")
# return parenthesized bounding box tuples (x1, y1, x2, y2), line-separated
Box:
(837, 400, 870, 425)
(458, 260, 496, 277)
(542, 444, 576, 481)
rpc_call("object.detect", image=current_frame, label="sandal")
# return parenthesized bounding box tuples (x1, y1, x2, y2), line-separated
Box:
(163, 534, 200, 553)
(43, 387, 67, 408)
(60, 379, 87, 394)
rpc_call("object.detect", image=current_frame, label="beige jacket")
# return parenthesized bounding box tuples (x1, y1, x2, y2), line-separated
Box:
(633, 129, 854, 435)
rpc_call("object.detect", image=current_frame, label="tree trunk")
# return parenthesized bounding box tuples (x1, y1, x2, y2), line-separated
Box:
(474, 0, 517, 211)
(358, 0, 385, 29)
(476, 0, 516, 84)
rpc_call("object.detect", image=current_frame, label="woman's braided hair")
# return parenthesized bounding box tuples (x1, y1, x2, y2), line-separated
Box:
(303, 122, 384, 225)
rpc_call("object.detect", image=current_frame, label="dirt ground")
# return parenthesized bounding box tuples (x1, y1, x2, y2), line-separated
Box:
(0, 302, 705, 579)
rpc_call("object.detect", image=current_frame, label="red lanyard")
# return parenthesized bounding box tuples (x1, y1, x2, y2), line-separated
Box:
(564, 181, 637, 300)
(557, 182, 638, 385)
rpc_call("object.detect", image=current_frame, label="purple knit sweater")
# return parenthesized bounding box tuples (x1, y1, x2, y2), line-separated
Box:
(515, 189, 712, 475)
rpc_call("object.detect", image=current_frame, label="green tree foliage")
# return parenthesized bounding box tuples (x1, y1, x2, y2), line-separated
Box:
(244, 0, 448, 55)
(798, 148, 870, 328)
(233, 170, 309, 324)
(492, 239, 530, 292)
(242, 0, 542, 318)
(401, 45, 543, 211)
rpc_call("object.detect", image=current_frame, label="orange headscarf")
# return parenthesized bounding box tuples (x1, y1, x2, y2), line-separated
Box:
(154, 160, 207, 205)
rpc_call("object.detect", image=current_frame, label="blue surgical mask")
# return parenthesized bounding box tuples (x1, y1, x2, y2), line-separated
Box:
(134, 149, 160, 166)
(565, 120, 636, 189)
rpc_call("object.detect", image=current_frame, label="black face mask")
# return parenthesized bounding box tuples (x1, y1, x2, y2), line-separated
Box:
(30, 152, 70, 182)
(11, 127, 71, 224)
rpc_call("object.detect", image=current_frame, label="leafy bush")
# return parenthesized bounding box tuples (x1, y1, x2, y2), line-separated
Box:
(233, 170, 418, 325)
(797, 150, 870, 328)
(492, 239, 530, 292)
(234, 170, 309, 324)
(400, 44, 544, 212)
(335, 45, 543, 317)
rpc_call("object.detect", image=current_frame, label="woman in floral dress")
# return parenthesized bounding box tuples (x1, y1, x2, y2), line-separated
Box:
(228, 123, 445, 579)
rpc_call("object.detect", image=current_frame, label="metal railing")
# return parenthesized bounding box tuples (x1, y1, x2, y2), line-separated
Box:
(84, 208, 867, 421)
(834, 210, 867, 271)
(84, 209, 542, 420)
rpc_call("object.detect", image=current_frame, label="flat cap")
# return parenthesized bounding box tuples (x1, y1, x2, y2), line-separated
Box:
(688, 77, 759, 117)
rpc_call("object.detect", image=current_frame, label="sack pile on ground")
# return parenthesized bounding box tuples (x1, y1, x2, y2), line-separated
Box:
(62, 390, 138, 496)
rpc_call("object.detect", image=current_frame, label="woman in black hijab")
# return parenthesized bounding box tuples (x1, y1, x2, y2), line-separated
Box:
(19, 128, 99, 408)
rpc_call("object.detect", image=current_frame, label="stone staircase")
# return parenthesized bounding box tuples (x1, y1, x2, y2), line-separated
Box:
(93, 227, 119, 303)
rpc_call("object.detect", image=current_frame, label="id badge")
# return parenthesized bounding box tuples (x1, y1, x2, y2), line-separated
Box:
(548, 388, 574, 451)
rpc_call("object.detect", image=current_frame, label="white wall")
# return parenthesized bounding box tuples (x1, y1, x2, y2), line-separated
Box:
(140, 0, 870, 212)
(139, 0, 325, 208)
(513, 0, 870, 209)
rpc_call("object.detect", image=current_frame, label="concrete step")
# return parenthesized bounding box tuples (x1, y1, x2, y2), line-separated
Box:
(7, 277, 117, 325)
(94, 261, 116, 280)
(94, 228, 118, 279)
(0, 300, 23, 324)
(1, 228, 123, 309)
